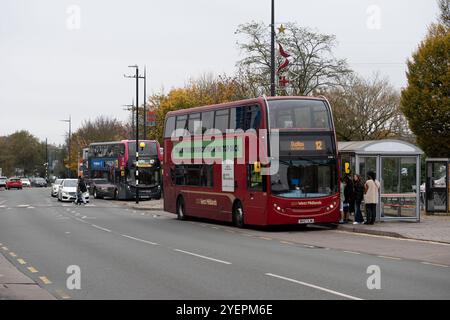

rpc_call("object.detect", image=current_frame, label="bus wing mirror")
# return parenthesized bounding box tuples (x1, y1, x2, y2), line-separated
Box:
(254, 161, 261, 173)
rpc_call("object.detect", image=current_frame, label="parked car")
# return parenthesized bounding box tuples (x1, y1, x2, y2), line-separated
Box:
(89, 179, 117, 199)
(0, 176, 7, 188)
(58, 179, 89, 203)
(51, 179, 64, 197)
(20, 178, 31, 187)
(31, 177, 47, 187)
(6, 178, 23, 190)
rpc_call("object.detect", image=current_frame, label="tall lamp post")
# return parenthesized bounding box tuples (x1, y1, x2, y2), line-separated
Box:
(143, 66, 147, 140)
(270, 0, 276, 96)
(124, 65, 144, 204)
(60, 116, 72, 178)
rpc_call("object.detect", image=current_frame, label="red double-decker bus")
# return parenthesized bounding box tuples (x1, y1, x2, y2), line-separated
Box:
(88, 139, 163, 200)
(163, 96, 340, 227)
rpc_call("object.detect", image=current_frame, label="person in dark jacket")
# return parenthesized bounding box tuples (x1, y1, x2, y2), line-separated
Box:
(353, 174, 364, 224)
(343, 175, 355, 223)
(76, 176, 88, 205)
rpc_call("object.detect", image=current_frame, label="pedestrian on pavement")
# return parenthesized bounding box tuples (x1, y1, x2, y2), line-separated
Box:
(76, 176, 88, 205)
(364, 171, 380, 224)
(353, 174, 365, 224)
(339, 175, 352, 224)
(346, 175, 355, 222)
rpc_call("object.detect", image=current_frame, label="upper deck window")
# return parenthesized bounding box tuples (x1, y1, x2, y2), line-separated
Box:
(268, 99, 331, 130)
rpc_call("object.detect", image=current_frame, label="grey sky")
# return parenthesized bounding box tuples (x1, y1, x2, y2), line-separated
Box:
(0, 0, 439, 145)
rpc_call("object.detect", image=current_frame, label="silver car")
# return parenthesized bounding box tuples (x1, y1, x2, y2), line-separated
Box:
(51, 179, 64, 197)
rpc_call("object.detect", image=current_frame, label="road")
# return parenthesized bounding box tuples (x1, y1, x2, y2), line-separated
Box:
(0, 188, 449, 300)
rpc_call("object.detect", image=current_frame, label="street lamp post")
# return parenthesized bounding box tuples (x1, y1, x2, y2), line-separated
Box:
(60, 116, 72, 178)
(270, 0, 276, 97)
(124, 66, 144, 204)
(143, 66, 147, 140)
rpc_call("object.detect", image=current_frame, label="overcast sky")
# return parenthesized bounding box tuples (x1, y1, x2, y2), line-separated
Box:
(0, 0, 439, 145)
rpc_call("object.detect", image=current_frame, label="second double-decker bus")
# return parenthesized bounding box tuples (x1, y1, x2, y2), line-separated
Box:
(163, 96, 340, 227)
(88, 139, 162, 200)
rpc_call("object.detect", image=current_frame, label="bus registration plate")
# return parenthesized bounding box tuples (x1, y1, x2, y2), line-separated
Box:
(298, 219, 314, 224)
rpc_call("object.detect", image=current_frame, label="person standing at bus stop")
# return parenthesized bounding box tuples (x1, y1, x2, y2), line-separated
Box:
(364, 171, 380, 224)
(353, 174, 364, 224)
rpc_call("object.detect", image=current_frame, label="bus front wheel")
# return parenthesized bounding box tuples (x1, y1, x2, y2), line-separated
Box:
(176, 196, 186, 220)
(233, 202, 245, 228)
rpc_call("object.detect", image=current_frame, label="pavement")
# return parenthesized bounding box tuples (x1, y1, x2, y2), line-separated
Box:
(126, 199, 450, 244)
(0, 252, 55, 300)
(0, 188, 449, 300)
(338, 214, 450, 244)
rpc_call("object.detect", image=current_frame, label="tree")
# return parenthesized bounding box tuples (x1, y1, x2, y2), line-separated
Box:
(322, 74, 409, 141)
(236, 21, 351, 96)
(400, 23, 450, 157)
(438, 0, 450, 28)
(146, 74, 249, 144)
(0, 131, 46, 177)
(66, 116, 128, 175)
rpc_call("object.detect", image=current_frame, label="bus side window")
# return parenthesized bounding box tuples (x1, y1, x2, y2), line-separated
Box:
(201, 111, 214, 134)
(188, 113, 201, 135)
(248, 164, 263, 191)
(214, 109, 229, 133)
(230, 106, 245, 131)
(246, 105, 261, 130)
(164, 117, 176, 138)
(176, 115, 187, 131)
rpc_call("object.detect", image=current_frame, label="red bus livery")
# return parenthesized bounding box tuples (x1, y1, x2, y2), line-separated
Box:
(163, 96, 340, 227)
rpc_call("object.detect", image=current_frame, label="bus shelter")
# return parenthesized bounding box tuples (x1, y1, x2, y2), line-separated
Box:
(426, 158, 450, 214)
(338, 140, 423, 222)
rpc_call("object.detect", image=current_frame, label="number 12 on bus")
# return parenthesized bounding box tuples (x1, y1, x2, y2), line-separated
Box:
(163, 96, 340, 227)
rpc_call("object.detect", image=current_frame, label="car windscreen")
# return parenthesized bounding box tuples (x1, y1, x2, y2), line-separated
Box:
(63, 180, 78, 187)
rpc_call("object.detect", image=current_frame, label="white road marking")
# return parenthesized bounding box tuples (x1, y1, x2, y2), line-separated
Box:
(265, 273, 363, 300)
(26, 206, 35, 209)
(173, 249, 232, 265)
(75, 218, 88, 224)
(343, 251, 361, 255)
(17, 205, 30, 207)
(121, 234, 159, 246)
(377, 255, 402, 261)
(421, 262, 449, 268)
(91, 225, 111, 233)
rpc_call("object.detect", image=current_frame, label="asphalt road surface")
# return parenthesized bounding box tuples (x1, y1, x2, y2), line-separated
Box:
(0, 188, 449, 300)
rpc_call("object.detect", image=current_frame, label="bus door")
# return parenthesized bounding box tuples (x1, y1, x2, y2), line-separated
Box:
(244, 162, 267, 224)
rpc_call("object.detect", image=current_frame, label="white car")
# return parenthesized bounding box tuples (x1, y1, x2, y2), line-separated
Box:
(20, 178, 31, 187)
(51, 179, 64, 197)
(58, 179, 89, 203)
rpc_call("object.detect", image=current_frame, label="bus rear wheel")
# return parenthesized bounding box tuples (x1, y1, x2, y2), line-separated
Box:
(176, 196, 186, 220)
(233, 202, 245, 228)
